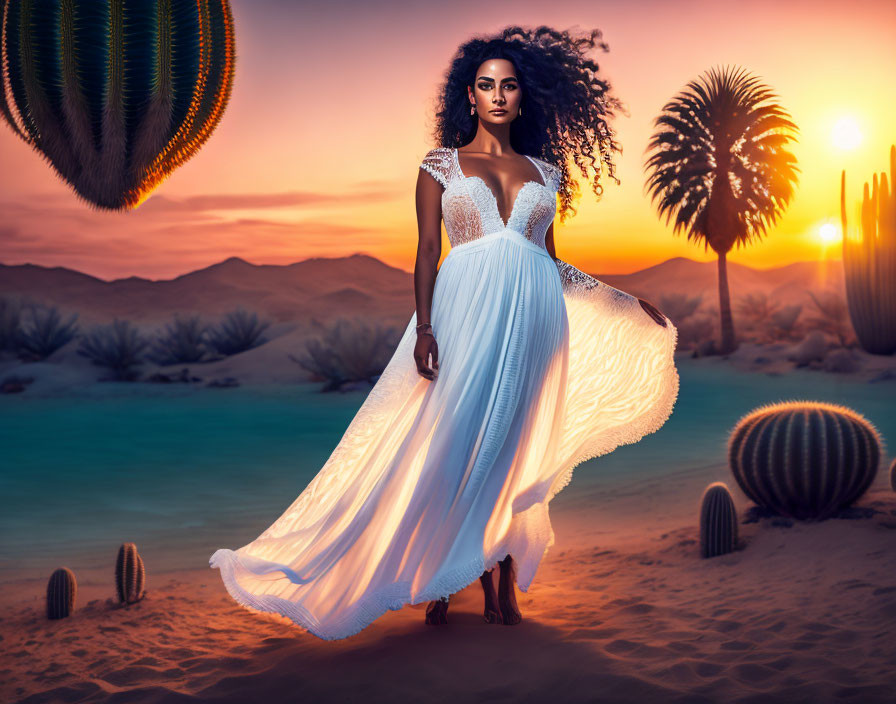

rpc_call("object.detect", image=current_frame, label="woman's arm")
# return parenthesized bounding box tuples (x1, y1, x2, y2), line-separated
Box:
(544, 222, 557, 260)
(413, 169, 443, 379)
(546, 221, 665, 326)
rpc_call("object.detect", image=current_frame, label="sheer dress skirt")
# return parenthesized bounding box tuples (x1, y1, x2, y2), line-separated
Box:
(209, 218, 680, 642)
(209, 229, 573, 641)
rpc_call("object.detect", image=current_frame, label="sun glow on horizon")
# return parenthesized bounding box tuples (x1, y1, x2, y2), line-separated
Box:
(812, 222, 842, 288)
(818, 223, 840, 244)
(831, 116, 863, 151)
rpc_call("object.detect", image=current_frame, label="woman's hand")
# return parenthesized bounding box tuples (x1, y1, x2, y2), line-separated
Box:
(414, 330, 440, 380)
(637, 298, 668, 327)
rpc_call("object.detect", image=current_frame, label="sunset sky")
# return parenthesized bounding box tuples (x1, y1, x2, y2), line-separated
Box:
(1, 0, 894, 281)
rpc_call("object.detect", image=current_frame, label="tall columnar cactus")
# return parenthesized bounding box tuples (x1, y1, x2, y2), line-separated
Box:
(840, 145, 896, 355)
(0, 0, 236, 211)
(116, 542, 146, 604)
(728, 400, 883, 520)
(46, 566, 77, 619)
(699, 482, 738, 558)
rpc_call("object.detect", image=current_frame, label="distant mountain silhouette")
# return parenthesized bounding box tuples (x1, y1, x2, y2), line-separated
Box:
(0, 253, 845, 327)
(612, 256, 845, 308)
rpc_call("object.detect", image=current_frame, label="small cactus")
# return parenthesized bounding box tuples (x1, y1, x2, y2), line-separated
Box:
(699, 483, 738, 558)
(47, 567, 77, 619)
(115, 542, 146, 604)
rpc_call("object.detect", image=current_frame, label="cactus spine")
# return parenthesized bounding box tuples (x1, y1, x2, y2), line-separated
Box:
(699, 482, 738, 558)
(46, 567, 77, 619)
(116, 542, 146, 604)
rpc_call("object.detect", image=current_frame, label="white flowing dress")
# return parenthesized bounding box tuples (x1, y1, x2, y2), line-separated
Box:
(210, 146, 680, 641)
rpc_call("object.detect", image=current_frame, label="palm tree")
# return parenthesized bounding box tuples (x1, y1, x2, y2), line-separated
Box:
(644, 65, 799, 354)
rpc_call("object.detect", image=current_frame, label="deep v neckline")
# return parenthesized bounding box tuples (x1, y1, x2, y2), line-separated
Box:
(453, 148, 547, 229)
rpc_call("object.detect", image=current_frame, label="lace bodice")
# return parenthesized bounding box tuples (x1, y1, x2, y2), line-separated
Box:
(420, 147, 561, 250)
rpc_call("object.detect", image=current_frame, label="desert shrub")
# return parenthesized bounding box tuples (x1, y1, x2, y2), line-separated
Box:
(790, 330, 829, 366)
(17, 304, 79, 361)
(765, 304, 803, 342)
(691, 338, 718, 357)
(675, 314, 715, 351)
(735, 292, 781, 343)
(0, 295, 24, 353)
(291, 316, 401, 391)
(735, 291, 778, 323)
(147, 313, 210, 365)
(658, 292, 702, 323)
(823, 348, 861, 373)
(205, 308, 271, 356)
(76, 319, 150, 381)
(804, 290, 855, 347)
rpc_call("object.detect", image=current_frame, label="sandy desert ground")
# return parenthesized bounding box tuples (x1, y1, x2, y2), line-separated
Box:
(3, 478, 895, 704)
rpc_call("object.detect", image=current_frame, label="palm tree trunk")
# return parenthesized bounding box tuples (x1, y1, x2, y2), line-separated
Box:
(717, 251, 738, 354)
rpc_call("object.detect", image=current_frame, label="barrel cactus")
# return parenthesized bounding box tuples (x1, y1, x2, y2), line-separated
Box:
(0, 0, 236, 211)
(699, 482, 738, 558)
(728, 400, 883, 520)
(115, 542, 146, 604)
(46, 566, 77, 619)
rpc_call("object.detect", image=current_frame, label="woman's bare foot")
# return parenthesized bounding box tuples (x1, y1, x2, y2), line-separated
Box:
(424, 596, 449, 625)
(479, 569, 502, 624)
(498, 555, 522, 625)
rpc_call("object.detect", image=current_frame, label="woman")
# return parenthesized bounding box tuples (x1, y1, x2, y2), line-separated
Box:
(210, 25, 679, 641)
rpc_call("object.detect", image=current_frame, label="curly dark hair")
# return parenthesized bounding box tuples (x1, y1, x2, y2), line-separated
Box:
(431, 25, 626, 222)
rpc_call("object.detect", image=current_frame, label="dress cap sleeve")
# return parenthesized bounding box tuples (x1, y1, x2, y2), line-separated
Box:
(419, 147, 452, 189)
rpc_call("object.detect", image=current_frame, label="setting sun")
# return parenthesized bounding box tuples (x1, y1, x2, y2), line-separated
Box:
(831, 116, 863, 151)
(818, 222, 841, 243)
